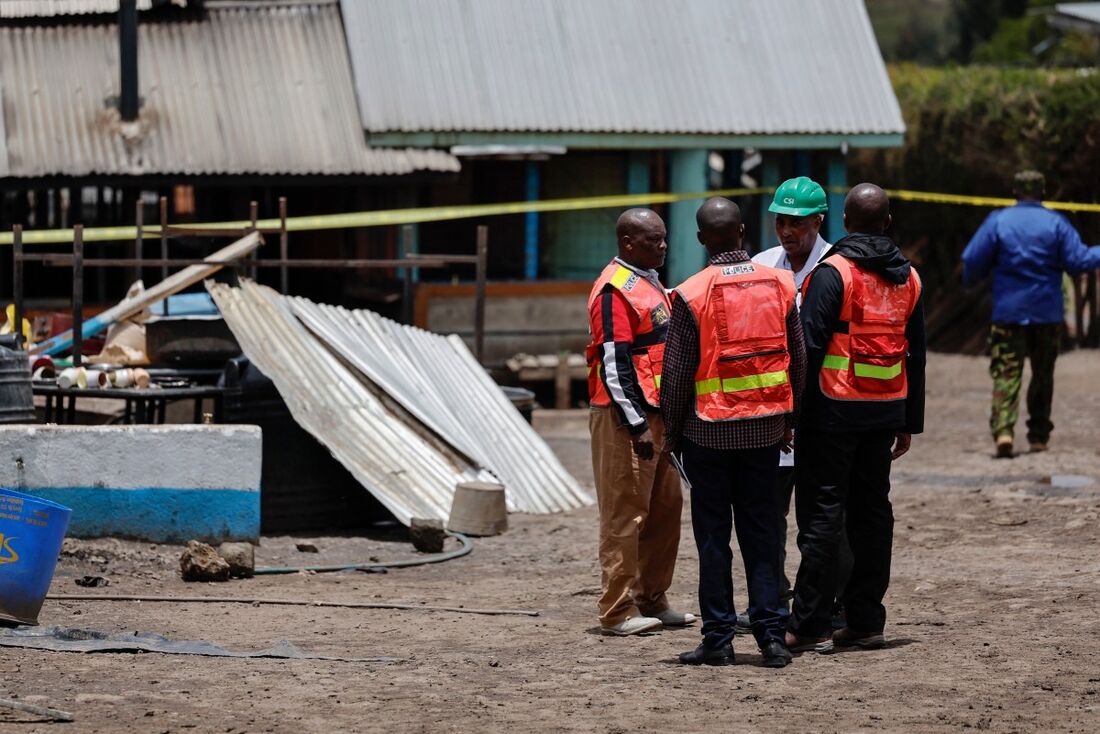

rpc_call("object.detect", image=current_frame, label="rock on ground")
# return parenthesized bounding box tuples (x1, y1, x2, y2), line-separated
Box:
(178, 540, 230, 582)
(409, 518, 446, 554)
(216, 542, 255, 578)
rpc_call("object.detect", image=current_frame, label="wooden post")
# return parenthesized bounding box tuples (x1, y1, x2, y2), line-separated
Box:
(12, 225, 23, 350)
(1074, 275, 1086, 349)
(279, 196, 289, 294)
(554, 351, 571, 410)
(474, 225, 488, 363)
(72, 225, 84, 367)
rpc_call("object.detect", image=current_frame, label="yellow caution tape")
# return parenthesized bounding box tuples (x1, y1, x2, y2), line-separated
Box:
(0, 188, 766, 246)
(3, 185, 1099, 246)
(893, 189, 1100, 214)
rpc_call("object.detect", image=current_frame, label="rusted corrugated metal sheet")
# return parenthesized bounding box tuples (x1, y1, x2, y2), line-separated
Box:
(290, 298, 592, 514)
(340, 0, 903, 137)
(209, 281, 592, 526)
(0, 1, 459, 177)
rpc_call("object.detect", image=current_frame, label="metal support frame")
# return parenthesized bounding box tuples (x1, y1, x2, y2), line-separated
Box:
(134, 198, 143, 287)
(72, 225, 84, 366)
(475, 225, 488, 363)
(524, 161, 540, 280)
(826, 150, 848, 245)
(279, 196, 288, 294)
(10, 198, 491, 365)
(401, 224, 415, 325)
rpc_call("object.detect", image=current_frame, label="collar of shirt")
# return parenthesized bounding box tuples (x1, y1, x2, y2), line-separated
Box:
(613, 256, 663, 290)
(707, 250, 751, 265)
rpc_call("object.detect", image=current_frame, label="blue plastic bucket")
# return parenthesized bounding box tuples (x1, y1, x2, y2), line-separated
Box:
(0, 489, 72, 625)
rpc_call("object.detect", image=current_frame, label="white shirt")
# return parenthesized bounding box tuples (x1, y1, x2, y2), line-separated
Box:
(752, 234, 831, 467)
(752, 234, 832, 297)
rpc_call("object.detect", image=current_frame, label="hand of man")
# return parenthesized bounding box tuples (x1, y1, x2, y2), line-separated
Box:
(631, 428, 655, 461)
(891, 432, 912, 460)
(780, 428, 794, 454)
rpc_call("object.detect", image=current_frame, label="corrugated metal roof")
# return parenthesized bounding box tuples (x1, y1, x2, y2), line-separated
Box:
(209, 280, 592, 526)
(0, 2, 459, 177)
(0, 0, 156, 17)
(339, 0, 904, 137)
(290, 298, 591, 514)
(1055, 2, 1100, 25)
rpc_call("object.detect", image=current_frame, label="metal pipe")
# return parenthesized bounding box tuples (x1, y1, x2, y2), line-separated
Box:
(401, 224, 414, 324)
(279, 196, 288, 293)
(248, 200, 259, 281)
(475, 225, 488, 363)
(134, 197, 143, 286)
(12, 225, 23, 350)
(72, 225, 84, 367)
(118, 0, 139, 122)
(30, 257, 476, 269)
(159, 196, 169, 313)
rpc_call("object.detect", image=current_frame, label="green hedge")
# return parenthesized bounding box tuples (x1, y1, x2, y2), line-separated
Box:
(851, 64, 1100, 298)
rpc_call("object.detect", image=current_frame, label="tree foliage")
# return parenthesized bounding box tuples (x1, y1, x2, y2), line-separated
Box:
(851, 64, 1100, 301)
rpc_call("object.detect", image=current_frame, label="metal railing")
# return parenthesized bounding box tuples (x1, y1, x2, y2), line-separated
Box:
(11, 198, 489, 366)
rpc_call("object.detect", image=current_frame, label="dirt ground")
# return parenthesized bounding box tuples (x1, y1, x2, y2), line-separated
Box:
(2, 351, 1099, 733)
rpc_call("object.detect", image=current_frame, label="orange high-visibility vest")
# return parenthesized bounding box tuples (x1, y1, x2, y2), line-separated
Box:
(675, 261, 797, 422)
(585, 260, 671, 409)
(806, 254, 922, 402)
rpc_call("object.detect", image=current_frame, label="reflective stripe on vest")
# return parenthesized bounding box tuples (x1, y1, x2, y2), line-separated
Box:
(676, 262, 797, 422)
(585, 260, 671, 409)
(695, 370, 789, 396)
(809, 255, 922, 402)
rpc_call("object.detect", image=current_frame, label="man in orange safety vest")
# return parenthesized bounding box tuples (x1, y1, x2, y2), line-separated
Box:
(661, 197, 807, 668)
(786, 184, 926, 654)
(586, 208, 695, 637)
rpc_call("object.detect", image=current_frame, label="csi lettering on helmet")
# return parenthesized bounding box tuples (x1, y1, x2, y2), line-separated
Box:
(783, 197, 795, 205)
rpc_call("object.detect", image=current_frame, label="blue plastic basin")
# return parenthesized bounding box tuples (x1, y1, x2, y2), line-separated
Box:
(0, 489, 72, 625)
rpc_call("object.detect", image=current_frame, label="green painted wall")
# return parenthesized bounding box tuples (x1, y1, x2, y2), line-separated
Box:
(542, 154, 626, 280)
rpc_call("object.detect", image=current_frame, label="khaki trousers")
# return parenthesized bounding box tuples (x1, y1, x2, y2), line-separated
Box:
(590, 406, 684, 626)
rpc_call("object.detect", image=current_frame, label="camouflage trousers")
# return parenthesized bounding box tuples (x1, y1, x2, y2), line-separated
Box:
(989, 323, 1061, 443)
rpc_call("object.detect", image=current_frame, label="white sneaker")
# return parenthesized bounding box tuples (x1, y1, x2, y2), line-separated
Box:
(601, 615, 663, 636)
(651, 609, 697, 627)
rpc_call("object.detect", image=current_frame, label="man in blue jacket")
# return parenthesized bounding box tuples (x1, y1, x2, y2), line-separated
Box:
(962, 171, 1100, 458)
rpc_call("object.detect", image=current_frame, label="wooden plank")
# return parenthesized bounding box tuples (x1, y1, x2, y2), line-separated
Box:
(31, 232, 262, 356)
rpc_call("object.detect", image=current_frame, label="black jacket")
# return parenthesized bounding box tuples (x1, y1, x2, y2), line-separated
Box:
(799, 233, 926, 434)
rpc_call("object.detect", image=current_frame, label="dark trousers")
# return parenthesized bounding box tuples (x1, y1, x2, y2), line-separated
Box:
(784, 466, 855, 604)
(683, 439, 787, 650)
(789, 428, 895, 638)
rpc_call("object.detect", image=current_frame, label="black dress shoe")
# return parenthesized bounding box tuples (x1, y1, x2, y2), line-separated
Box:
(677, 643, 735, 666)
(761, 640, 793, 668)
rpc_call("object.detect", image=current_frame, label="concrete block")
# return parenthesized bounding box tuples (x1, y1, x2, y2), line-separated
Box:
(0, 425, 261, 543)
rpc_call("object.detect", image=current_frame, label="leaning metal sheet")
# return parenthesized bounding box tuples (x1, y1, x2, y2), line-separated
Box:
(289, 299, 592, 514)
(209, 280, 495, 525)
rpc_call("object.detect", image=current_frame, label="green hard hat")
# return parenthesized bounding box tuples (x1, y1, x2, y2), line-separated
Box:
(768, 176, 828, 217)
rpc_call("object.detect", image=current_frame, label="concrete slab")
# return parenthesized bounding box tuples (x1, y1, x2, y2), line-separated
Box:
(0, 425, 261, 543)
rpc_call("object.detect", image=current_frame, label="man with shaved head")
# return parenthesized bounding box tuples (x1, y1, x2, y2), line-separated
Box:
(585, 208, 695, 636)
(786, 184, 926, 654)
(661, 197, 806, 668)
